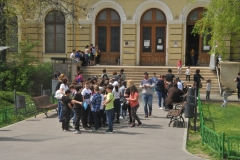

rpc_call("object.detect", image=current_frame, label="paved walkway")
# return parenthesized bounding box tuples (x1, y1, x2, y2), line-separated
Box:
(200, 93, 240, 102)
(0, 94, 202, 160)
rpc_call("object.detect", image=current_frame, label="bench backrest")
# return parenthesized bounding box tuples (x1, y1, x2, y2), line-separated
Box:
(32, 95, 52, 108)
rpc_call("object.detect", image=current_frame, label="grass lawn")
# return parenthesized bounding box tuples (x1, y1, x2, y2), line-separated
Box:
(187, 102, 240, 160)
(202, 102, 240, 137)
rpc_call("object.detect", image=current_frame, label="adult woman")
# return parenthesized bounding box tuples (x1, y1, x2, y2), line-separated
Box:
(95, 45, 101, 65)
(193, 69, 205, 97)
(124, 79, 134, 124)
(55, 74, 66, 121)
(126, 85, 142, 127)
(59, 78, 69, 122)
(84, 45, 89, 66)
(155, 75, 165, 110)
(234, 72, 240, 99)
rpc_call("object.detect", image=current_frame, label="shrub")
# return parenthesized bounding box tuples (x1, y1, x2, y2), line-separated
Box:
(29, 62, 53, 96)
(0, 91, 33, 109)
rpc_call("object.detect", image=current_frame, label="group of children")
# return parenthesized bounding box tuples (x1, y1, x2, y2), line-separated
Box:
(57, 68, 139, 134)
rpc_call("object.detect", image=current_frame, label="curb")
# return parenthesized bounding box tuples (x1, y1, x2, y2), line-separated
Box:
(0, 110, 56, 129)
(182, 118, 203, 159)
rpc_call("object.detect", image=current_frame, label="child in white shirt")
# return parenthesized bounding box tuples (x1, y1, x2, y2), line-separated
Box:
(185, 66, 191, 81)
(206, 79, 211, 100)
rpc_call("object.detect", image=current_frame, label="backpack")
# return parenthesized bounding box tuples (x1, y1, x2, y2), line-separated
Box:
(92, 48, 96, 55)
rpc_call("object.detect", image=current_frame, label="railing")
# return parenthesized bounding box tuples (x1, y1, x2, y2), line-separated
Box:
(0, 103, 36, 125)
(227, 137, 240, 159)
(198, 94, 240, 159)
(216, 66, 222, 95)
(0, 95, 57, 127)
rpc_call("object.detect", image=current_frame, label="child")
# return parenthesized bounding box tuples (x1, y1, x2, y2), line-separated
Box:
(99, 88, 106, 127)
(185, 66, 191, 81)
(222, 90, 228, 107)
(81, 82, 92, 129)
(90, 86, 102, 132)
(103, 84, 115, 133)
(177, 59, 182, 74)
(112, 84, 121, 123)
(206, 79, 211, 100)
(61, 89, 82, 132)
(119, 81, 127, 119)
(73, 86, 83, 134)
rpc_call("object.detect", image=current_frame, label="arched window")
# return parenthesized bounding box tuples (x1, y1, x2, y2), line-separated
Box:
(8, 16, 18, 52)
(45, 10, 65, 53)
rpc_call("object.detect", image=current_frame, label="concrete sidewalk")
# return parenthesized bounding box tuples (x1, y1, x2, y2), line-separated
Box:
(0, 94, 201, 160)
(200, 93, 240, 102)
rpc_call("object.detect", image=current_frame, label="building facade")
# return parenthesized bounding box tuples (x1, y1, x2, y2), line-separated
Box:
(13, 0, 223, 66)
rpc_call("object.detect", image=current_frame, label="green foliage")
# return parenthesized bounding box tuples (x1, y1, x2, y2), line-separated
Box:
(192, 0, 240, 59)
(0, 91, 33, 109)
(0, 39, 53, 95)
(30, 62, 53, 96)
(0, 39, 38, 92)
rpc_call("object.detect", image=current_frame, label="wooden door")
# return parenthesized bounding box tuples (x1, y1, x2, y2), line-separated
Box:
(140, 26, 165, 66)
(187, 8, 210, 66)
(96, 9, 120, 65)
(140, 8, 166, 66)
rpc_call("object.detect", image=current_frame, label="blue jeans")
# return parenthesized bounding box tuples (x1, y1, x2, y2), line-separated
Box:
(71, 110, 75, 125)
(58, 99, 63, 121)
(142, 94, 153, 115)
(105, 108, 114, 132)
(191, 56, 195, 66)
(156, 91, 165, 107)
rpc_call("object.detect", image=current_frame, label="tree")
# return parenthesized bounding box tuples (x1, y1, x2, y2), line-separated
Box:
(192, 0, 240, 59)
(0, 0, 91, 91)
(0, 0, 91, 61)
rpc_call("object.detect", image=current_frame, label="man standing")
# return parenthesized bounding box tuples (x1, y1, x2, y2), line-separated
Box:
(234, 72, 240, 100)
(89, 44, 96, 66)
(140, 72, 153, 118)
(165, 69, 175, 90)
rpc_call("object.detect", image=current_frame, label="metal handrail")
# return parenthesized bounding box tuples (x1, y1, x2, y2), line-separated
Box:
(216, 66, 222, 95)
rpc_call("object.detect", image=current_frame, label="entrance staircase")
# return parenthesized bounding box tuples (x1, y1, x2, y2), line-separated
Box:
(81, 66, 220, 94)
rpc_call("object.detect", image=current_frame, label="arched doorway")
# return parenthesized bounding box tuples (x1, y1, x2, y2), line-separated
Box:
(95, 8, 120, 65)
(186, 7, 210, 66)
(140, 8, 166, 66)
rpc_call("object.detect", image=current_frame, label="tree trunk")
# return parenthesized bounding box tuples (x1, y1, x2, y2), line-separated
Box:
(0, 0, 6, 61)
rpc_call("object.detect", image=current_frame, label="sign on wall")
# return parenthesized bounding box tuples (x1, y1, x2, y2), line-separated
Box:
(124, 41, 135, 47)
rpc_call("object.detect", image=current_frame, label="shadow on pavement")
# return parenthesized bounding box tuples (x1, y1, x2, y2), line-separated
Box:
(0, 130, 11, 132)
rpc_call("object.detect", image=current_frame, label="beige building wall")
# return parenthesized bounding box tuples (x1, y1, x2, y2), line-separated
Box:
(18, 0, 236, 65)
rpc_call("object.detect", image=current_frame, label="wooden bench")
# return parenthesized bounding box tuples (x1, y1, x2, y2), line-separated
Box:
(32, 95, 58, 118)
(168, 104, 185, 127)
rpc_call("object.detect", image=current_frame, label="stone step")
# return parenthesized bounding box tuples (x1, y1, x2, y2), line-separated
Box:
(80, 66, 220, 94)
